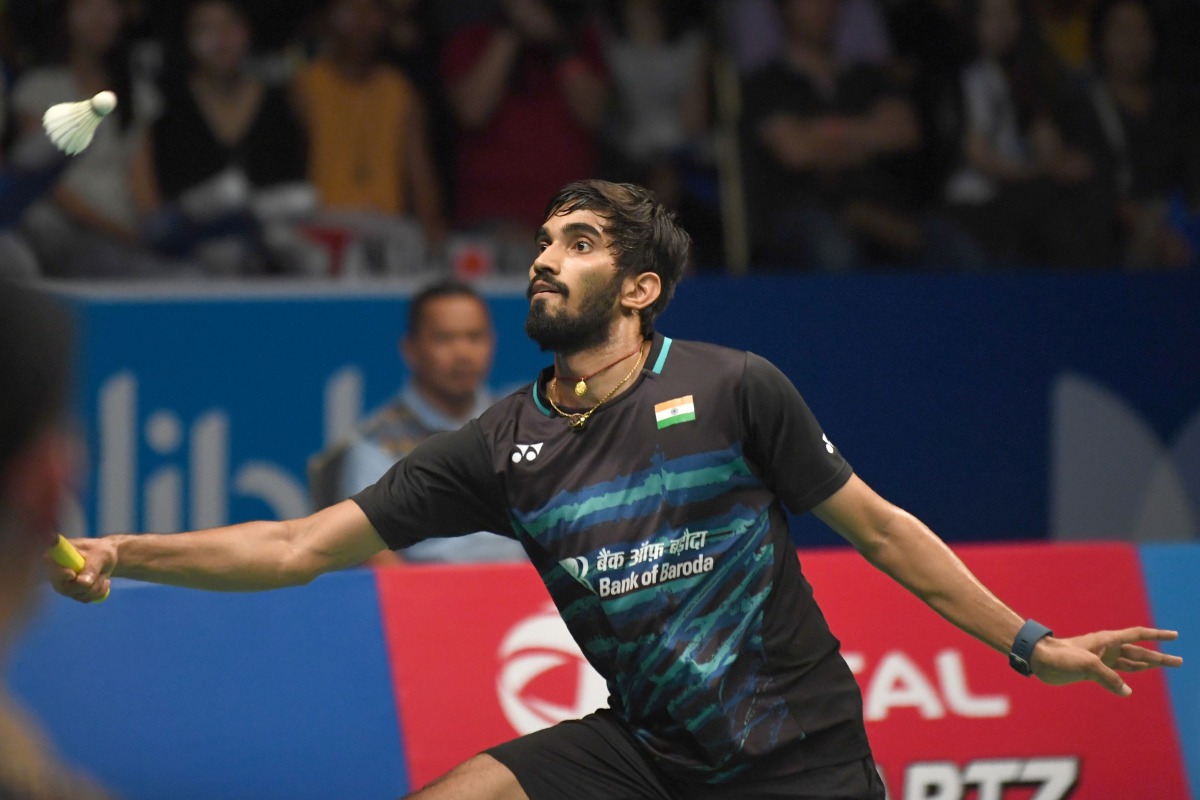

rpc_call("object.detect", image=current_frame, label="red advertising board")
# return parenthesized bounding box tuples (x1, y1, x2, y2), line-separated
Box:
(375, 543, 1188, 798)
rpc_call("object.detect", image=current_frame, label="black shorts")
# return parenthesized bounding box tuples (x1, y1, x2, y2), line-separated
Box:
(486, 710, 886, 800)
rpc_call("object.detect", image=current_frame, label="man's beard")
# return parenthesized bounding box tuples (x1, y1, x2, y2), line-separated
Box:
(525, 271, 622, 354)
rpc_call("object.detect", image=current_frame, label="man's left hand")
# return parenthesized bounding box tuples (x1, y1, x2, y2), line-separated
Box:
(1031, 627, 1182, 696)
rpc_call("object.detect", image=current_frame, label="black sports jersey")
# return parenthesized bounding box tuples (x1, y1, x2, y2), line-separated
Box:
(354, 334, 870, 782)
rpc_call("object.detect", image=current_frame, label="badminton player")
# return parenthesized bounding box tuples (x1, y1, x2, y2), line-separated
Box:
(51, 181, 1182, 800)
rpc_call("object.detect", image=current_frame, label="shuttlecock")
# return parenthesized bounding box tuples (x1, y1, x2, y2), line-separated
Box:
(41, 91, 117, 155)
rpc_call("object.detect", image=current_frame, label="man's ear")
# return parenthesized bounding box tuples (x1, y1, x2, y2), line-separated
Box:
(620, 271, 662, 316)
(2, 430, 75, 539)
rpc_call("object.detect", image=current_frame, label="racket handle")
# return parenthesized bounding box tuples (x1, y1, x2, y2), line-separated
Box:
(49, 535, 109, 602)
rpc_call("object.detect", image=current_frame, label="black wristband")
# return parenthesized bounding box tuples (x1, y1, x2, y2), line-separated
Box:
(1009, 619, 1053, 677)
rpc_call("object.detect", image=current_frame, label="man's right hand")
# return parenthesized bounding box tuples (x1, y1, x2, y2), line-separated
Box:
(47, 536, 118, 603)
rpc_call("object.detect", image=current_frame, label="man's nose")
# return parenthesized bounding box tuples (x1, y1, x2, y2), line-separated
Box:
(531, 244, 562, 277)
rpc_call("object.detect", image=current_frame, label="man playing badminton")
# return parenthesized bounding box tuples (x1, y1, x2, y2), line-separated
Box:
(51, 181, 1182, 800)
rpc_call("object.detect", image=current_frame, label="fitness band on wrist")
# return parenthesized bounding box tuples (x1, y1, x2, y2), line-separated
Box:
(1009, 619, 1053, 677)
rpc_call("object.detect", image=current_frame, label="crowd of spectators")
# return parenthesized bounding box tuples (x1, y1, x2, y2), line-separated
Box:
(0, 0, 1196, 278)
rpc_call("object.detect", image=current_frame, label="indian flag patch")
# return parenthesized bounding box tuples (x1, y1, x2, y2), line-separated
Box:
(655, 395, 696, 429)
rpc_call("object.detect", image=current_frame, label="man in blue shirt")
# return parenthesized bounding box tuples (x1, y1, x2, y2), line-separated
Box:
(310, 278, 524, 564)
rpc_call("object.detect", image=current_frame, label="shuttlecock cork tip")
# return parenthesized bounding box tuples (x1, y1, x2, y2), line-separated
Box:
(90, 91, 117, 116)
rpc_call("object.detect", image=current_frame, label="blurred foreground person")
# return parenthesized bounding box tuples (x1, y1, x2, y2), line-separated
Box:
(0, 282, 111, 800)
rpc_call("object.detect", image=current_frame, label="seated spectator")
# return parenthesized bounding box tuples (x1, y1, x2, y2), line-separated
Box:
(598, 0, 719, 263)
(741, 0, 969, 270)
(128, 0, 313, 275)
(443, 0, 608, 242)
(11, 0, 169, 278)
(309, 280, 525, 564)
(944, 0, 1116, 267)
(292, 0, 444, 245)
(1080, 0, 1197, 268)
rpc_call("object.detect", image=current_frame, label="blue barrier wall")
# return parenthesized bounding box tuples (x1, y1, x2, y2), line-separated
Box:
(8, 573, 406, 800)
(1142, 544, 1200, 800)
(53, 272, 1200, 547)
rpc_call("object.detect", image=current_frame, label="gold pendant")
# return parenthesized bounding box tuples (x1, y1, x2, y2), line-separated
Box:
(568, 416, 587, 430)
(574, 380, 588, 397)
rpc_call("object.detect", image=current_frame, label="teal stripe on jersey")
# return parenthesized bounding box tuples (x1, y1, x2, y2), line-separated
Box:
(651, 336, 674, 374)
(531, 379, 552, 416)
(512, 447, 754, 540)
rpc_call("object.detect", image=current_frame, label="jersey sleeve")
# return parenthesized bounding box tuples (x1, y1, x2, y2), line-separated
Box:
(740, 353, 852, 515)
(352, 420, 514, 550)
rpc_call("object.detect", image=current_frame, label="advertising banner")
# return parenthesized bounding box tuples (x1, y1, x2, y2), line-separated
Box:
(377, 544, 1188, 798)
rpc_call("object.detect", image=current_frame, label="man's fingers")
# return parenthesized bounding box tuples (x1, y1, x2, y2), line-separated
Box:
(89, 578, 111, 602)
(63, 582, 94, 602)
(1120, 643, 1183, 667)
(1118, 627, 1179, 643)
(48, 564, 76, 584)
(1091, 658, 1132, 697)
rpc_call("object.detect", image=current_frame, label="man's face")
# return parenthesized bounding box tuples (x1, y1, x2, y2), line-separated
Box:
(403, 296, 494, 407)
(525, 207, 624, 354)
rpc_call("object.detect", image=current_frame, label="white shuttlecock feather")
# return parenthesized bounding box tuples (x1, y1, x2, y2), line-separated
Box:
(41, 91, 117, 155)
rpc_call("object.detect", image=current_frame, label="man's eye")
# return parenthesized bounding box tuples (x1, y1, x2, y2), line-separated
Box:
(575, 241, 591, 252)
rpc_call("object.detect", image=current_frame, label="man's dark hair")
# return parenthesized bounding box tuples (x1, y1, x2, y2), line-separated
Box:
(0, 282, 73, 479)
(543, 180, 691, 338)
(407, 279, 490, 338)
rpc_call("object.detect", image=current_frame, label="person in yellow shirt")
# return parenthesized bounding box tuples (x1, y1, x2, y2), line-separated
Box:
(292, 0, 444, 244)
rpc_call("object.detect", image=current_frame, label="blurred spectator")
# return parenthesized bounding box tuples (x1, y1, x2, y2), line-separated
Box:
(128, 0, 313, 275)
(598, 0, 720, 262)
(728, 0, 893, 75)
(600, 0, 708, 179)
(944, 0, 1116, 267)
(741, 0, 972, 270)
(0, 282, 113, 800)
(0, 77, 66, 280)
(292, 0, 445, 244)
(1034, 0, 1097, 71)
(1078, 0, 1198, 268)
(11, 0, 170, 277)
(885, 0, 976, 206)
(443, 0, 609, 239)
(309, 280, 525, 564)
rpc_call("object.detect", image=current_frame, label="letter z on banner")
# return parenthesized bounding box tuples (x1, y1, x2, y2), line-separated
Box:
(374, 545, 1188, 797)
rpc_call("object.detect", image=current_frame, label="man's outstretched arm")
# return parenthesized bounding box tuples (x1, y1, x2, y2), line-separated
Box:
(48, 500, 386, 602)
(814, 475, 1182, 696)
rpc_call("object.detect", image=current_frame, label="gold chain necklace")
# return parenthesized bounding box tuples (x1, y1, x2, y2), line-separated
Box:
(556, 340, 645, 397)
(548, 342, 647, 431)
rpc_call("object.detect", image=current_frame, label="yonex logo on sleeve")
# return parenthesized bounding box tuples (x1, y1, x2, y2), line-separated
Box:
(823, 434, 835, 454)
(512, 443, 544, 463)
